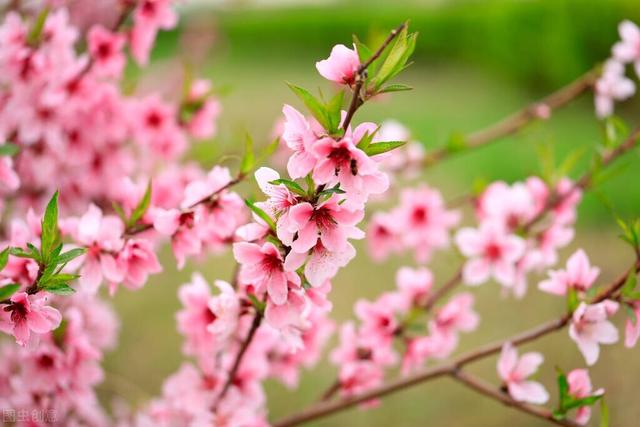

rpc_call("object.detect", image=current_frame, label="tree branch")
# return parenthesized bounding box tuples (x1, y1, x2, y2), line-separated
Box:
(424, 69, 599, 165)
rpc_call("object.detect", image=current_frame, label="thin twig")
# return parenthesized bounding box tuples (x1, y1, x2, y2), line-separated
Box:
(450, 370, 579, 427)
(341, 22, 407, 131)
(424, 69, 599, 165)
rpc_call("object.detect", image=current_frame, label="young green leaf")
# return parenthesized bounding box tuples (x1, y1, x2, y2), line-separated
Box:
(353, 35, 373, 65)
(41, 282, 76, 295)
(363, 140, 406, 156)
(0, 247, 10, 271)
(567, 287, 580, 312)
(622, 270, 638, 297)
(379, 83, 413, 94)
(41, 191, 61, 262)
(55, 248, 87, 265)
(0, 143, 19, 157)
(0, 283, 20, 300)
(371, 26, 417, 89)
(244, 199, 276, 231)
(269, 179, 307, 196)
(128, 181, 152, 227)
(27, 7, 50, 46)
(326, 90, 345, 134)
(240, 133, 256, 176)
(286, 83, 331, 130)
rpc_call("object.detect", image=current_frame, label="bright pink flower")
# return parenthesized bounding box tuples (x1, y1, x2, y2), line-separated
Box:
(476, 180, 541, 230)
(113, 238, 162, 293)
(281, 105, 322, 179)
(567, 369, 604, 425)
(130, 0, 177, 65)
(71, 204, 125, 293)
(254, 167, 299, 229)
(430, 292, 479, 344)
(311, 127, 389, 209)
(87, 25, 125, 78)
(284, 196, 364, 254)
(233, 242, 288, 305)
(497, 342, 549, 404)
(315, 44, 360, 85)
(594, 60, 635, 118)
(538, 249, 600, 296)
(612, 20, 640, 77)
(396, 266, 432, 308)
(569, 301, 619, 365)
(2, 292, 61, 346)
(264, 275, 311, 351)
(355, 293, 402, 342)
(624, 301, 640, 348)
(455, 222, 526, 286)
(397, 185, 460, 262)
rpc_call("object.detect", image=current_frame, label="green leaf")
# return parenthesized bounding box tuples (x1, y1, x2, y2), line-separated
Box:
(567, 287, 580, 312)
(379, 83, 413, 94)
(600, 399, 609, 427)
(41, 191, 60, 262)
(9, 247, 37, 260)
(355, 129, 378, 152)
(0, 247, 10, 271)
(362, 140, 406, 156)
(269, 179, 307, 196)
(0, 284, 20, 300)
(40, 273, 80, 287)
(287, 83, 331, 131)
(326, 90, 344, 134)
(371, 26, 417, 89)
(55, 248, 86, 265)
(317, 184, 346, 199)
(353, 35, 373, 65)
(604, 115, 628, 148)
(244, 199, 276, 231)
(624, 303, 637, 326)
(240, 133, 256, 176)
(128, 181, 152, 227)
(622, 270, 638, 297)
(41, 282, 75, 295)
(556, 367, 570, 405)
(0, 143, 19, 157)
(27, 7, 49, 46)
(563, 394, 603, 411)
(247, 294, 266, 313)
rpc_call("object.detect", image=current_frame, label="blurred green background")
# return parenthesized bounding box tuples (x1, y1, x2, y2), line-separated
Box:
(104, 0, 640, 426)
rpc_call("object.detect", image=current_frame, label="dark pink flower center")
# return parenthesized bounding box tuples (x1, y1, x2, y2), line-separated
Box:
(311, 207, 337, 231)
(412, 206, 428, 224)
(485, 243, 502, 261)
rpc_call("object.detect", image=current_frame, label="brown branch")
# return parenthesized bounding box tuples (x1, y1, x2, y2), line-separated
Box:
(341, 22, 407, 131)
(424, 69, 599, 165)
(273, 258, 639, 427)
(213, 310, 263, 409)
(450, 370, 579, 427)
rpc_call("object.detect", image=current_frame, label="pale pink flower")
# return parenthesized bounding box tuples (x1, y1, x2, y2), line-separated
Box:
(366, 211, 403, 261)
(315, 44, 360, 85)
(113, 238, 162, 293)
(538, 249, 600, 296)
(612, 20, 640, 77)
(87, 25, 125, 78)
(497, 342, 549, 404)
(455, 222, 526, 286)
(569, 301, 619, 365)
(567, 369, 604, 425)
(130, 0, 177, 65)
(284, 196, 364, 254)
(624, 301, 640, 348)
(594, 59, 635, 118)
(71, 204, 125, 293)
(355, 293, 402, 342)
(430, 292, 479, 351)
(284, 241, 355, 287)
(396, 266, 433, 308)
(0, 156, 20, 192)
(281, 105, 323, 179)
(233, 242, 288, 305)
(2, 292, 61, 346)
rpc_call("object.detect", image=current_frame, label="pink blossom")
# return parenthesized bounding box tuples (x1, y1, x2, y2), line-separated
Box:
(455, 222, 526, 286)
(354, 293, 402, 343)
(569, 301, 619, 365)
(612, 20, 640, 77)
(281, 105, 322, 179)
(283, 196, 364, 254)
(87, 25, 125, 78)
(315, 44, 360, 85)
(538, 249, 600, 296)
(396, 266, 433, 308)
(264, 275, 311, 350)
(497, 342, 549, 404)
(594, 60, 635, 118)
(397, 185, 460, 262)
(284, 241, 356, 287)
(71, 204, 125, 293)
(624, 301, 640, 348)
(0, 156, 20, 192)
(113, 238, 162, 293)
(1, 292, 61, 346)
(366, 212, 403, 261)
(476, 180, 541, 230)
(233, 242, 288, 305)
(567, 369, 604, 425)
(130, 0, 177, 65)
(430, 292, 479, 347)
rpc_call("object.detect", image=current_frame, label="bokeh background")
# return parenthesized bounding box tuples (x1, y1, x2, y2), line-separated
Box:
(103, 0, 640, 425)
